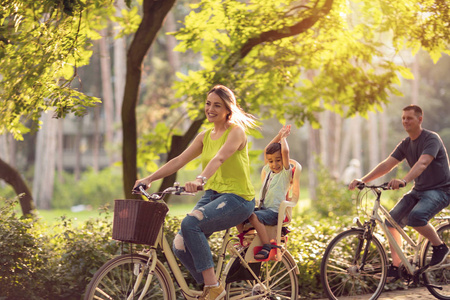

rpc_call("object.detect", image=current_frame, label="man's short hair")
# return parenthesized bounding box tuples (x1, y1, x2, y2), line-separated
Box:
(403, 104, 423, 117)
(266, 142, 281, 155)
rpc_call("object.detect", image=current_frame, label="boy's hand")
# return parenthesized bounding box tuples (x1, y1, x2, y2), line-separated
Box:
(279, 125, 291, 139)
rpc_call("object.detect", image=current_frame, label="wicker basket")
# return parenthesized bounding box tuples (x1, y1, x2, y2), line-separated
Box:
(112, 199, 169, 245)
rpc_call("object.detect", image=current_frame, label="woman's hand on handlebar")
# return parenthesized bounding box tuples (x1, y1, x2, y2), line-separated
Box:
(184, 178, 204, 193)
(132, 179, 151, 194)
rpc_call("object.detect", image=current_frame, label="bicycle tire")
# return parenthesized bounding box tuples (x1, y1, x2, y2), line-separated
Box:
(422, 223, 450, 300)
(84, 253, 175, 300)
(223, 249, 299, 299)
(320, 228, 387, 300)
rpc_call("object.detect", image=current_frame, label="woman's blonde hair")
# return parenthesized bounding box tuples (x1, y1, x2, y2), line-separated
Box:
(207, 85, 257, 130)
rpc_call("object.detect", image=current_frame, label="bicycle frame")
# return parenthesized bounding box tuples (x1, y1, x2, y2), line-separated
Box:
(106, 185, 299, 300)
(139, 226, 229, 300)
(133, 223, 280, 300)
(360, 186, 450, 276)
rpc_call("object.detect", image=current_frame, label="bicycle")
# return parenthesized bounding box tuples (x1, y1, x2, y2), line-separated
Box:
(84, 183, 299, 300)
(320, 182, 450, 300)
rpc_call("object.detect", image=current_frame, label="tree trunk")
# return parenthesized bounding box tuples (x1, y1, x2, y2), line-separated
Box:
(368, 112, 379, 171)
(308, 124, 320, 201)
(113, 1, 127, 157)
(8, 134, 16, 167)
(351, 115, 363, 175)
(164, 11, 180, 73)
(412, 56, 419, 105)
(57, 119, 64, 182)
(32, 112, 57, 210)
(0, 157, 35, 215)
(100, 28, 114, 151)
(122, 0, 177, 199)
(339, 118, 352, 174)
(0, 134, 10, 170)
(330, 112, 342, 178)
(158, 119, 204, 193)
(379, 107, 388, 160)
(74, 118, 83, 180)
(320, 110, 330, 168)
(93, 106, 101, 172)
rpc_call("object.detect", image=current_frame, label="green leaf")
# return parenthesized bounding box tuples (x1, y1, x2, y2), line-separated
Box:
(397, 66, 414, 80)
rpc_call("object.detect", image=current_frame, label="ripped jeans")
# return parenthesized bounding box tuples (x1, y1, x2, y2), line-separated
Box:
(172, 189, 255, 283)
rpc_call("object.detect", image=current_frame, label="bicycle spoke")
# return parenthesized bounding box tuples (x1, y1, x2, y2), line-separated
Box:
(225, 250, 298, 299)
(422, 224, 450, 299)
(321, 229, 387, 299)
(84, 254, 173, 300)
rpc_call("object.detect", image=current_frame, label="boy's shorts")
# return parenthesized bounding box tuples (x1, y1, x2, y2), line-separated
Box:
(253, 207, 279, 226)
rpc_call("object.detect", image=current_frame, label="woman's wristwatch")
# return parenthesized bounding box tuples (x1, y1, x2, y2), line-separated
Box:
(196, 176, 207, 185)
(401, 179, 407, 186)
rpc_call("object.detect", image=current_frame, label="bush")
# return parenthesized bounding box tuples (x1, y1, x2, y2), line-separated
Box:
(0, 196, 353, 299)
(0, 198, 121, 300)
(44, 208, 121, 299)
(287, 213, 353, 298)
(314, 163, 357, 218)
(0, 197, 51, 299)
(52, 166, 123, 209)
(0, 194, 409, 300)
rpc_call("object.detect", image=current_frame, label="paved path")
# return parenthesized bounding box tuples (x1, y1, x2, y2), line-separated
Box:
(315, 286, 436, 299)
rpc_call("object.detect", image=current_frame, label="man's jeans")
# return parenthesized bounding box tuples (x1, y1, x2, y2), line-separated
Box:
(173, 189, 255, 283)
(386, 189, 450, 228)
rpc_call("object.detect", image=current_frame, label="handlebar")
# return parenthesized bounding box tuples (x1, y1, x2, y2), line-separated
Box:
(132, 183, 203, 201)
(356, 181, 405, 190)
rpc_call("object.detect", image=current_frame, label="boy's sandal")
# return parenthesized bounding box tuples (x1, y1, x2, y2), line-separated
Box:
(254, 244, 281, 260)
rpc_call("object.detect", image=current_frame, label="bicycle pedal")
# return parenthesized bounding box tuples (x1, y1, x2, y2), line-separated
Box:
(413, 265, 429, 276)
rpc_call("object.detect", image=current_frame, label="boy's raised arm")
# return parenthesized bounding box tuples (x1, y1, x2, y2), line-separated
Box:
(264, 125, 291, 168)
(279, 126, 291, 169)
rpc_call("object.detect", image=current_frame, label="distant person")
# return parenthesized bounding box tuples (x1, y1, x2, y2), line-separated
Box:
(134, 85, 257, 300)
(342, 158, 361, 185)
(349, 104, 450, 281)
(237, 125, 292, 260)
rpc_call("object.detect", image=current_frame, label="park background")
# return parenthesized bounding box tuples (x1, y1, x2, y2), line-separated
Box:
(1, 0, 450, 299)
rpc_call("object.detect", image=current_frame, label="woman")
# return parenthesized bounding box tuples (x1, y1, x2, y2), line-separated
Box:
(133, 85, 257, 300)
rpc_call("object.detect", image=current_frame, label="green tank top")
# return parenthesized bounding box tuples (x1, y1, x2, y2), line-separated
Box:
(201, 127, 255, 201)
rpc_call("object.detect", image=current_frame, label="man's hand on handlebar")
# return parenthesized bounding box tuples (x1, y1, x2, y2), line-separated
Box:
(387, 178, 406, 190)
(348, 179, 364, 190)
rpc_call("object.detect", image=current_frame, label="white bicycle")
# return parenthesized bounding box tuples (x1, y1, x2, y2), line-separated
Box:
(84, 183, 299, 299)
(320, 182, 450, 299)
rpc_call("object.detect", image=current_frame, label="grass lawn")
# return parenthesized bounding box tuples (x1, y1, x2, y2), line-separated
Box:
(36, 202, 197, 227)
(37, 187, 311, 227)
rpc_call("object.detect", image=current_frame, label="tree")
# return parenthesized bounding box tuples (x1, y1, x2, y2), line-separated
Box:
(121, 0, 177, 199)
(0, 0, 114, 214)
(128, 0, 450, 197)
(0, 157, 34, 214)
(33, 112, 57, 209)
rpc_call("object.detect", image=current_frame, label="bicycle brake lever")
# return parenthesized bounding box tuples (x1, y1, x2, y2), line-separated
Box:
(132, 183, 147, 194)
(356, 182, 365, 190)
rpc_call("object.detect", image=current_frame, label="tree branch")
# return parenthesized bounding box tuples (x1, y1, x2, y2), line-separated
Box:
(238, 0, 334, 62)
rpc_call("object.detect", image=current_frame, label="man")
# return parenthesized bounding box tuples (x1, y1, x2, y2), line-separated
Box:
(349, 104, 450, 280)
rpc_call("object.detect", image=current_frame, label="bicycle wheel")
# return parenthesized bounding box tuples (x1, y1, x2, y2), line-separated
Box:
(84, 254, 175, 300)
(224, 249, 298, 299)
(422, 223, 450, 299)
(320, 228, 387, 300)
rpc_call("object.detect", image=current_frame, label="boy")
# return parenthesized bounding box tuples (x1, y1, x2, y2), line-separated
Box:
(237, 125, 292, 259)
